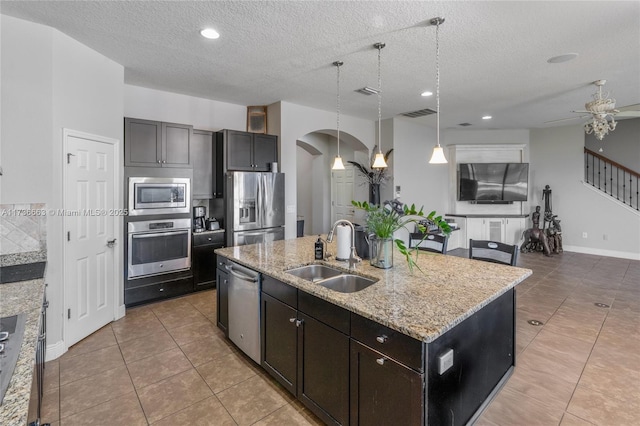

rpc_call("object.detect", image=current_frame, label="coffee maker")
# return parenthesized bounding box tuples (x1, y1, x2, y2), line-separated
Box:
(193, 206, 206, 233)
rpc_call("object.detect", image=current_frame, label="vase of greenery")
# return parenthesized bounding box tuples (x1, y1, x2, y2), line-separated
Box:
(352, 199, 451, 272)
(347, 146, 393, 206)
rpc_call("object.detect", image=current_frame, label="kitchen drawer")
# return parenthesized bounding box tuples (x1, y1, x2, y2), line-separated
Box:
(298, 291, 350, 335)
(262, 275, 297, 308)
(193, 232, 225, 246)
(351, 313, 424, 372)
(125, 277, 194, 306)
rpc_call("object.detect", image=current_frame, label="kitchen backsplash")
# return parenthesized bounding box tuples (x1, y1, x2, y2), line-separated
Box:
(0, 203, 47, 266)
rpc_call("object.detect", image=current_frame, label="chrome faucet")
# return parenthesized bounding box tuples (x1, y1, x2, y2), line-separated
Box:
(327, 219, 361, 270)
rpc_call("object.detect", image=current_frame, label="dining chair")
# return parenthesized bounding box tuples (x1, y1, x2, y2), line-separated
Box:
(469, 239, 518, 266)
(409, 233, 448, 254)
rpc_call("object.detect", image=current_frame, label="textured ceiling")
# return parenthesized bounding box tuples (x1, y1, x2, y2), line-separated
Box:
(2, 1, 639, 131)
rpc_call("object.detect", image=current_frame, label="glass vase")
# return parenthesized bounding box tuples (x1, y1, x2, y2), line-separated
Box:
(369, 236, 393, 269)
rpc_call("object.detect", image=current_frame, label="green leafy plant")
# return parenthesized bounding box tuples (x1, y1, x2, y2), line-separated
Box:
(352, 200, 451, 273)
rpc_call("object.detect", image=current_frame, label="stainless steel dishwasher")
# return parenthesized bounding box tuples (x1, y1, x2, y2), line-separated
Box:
(225, 260, 261, 364)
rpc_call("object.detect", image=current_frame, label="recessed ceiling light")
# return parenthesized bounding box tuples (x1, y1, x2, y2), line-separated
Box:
(482, 115, 492, 120)
(421, 91, 433, 97)
(200, 28, 220, 39)
(547, 53, 578, 64)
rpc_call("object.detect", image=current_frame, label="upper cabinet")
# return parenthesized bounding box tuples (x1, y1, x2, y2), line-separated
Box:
(192, 130, 214, 198)
(219, 130, 277, 172)
(125, 118, 192, 168)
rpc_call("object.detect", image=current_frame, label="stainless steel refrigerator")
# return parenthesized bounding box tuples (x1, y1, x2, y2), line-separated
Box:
(225, 172, 285, 247)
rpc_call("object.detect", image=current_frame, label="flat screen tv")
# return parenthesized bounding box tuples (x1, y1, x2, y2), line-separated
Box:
(458, 163, 529, 202)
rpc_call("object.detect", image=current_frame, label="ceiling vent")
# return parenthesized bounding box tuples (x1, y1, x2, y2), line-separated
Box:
(458, 122, 472, 126)
(400, 108, 437, 118)
(355, 87, 379, 96)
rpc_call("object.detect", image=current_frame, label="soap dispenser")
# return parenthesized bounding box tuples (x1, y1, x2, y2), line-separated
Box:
(314, 236, 325, 260)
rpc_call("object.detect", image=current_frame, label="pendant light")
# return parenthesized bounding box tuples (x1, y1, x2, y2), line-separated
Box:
(372, 42, 388, 169)
(428, 17, 448, 164)
(332, 61, 345, 170)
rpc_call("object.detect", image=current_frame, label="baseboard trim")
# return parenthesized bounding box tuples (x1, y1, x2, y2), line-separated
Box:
(117, 304, 126, 320)
(46, 339, 66, 362)
(564, 245, 640, 261)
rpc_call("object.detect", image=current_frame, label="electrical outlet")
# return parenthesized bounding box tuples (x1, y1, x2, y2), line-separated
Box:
(582, 232, 588, 239)
(603, 234, 608, 241)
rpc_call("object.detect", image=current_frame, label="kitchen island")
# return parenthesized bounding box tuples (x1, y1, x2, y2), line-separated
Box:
(216, 236, 531, 425)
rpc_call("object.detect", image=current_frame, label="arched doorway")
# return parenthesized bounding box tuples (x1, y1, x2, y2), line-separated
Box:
(295, 130, 369, 235)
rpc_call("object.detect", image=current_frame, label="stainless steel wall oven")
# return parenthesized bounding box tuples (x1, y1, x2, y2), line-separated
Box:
(127, 218, 191, 279)
(128, 177, 190, 216)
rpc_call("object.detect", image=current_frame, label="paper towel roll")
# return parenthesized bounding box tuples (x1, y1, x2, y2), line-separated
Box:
(336, 224, 351, 261)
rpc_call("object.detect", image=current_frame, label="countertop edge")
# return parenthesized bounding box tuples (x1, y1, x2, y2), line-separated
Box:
(0, 279, 46, 426)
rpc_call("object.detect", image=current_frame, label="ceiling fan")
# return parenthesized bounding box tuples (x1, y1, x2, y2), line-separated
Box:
(545, 80, 640, 127)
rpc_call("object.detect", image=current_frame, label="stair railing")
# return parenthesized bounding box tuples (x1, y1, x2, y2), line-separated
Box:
(584, 147, 639, 211)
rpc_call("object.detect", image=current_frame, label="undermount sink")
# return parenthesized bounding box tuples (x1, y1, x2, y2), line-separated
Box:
(286, 264, 378, 293)
(286, 264, 343, 282)
(316, 274, 377, 293)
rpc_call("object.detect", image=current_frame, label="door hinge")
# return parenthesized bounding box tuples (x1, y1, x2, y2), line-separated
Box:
(67, 308, 71, 319)
(67, 231, 71, 241)
(66, 153, 75, 164)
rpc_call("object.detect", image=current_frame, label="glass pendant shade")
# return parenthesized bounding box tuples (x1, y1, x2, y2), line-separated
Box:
(372, 152, 387, 168)
(332, 155, 345, 170)
(429, 146, 447, 164)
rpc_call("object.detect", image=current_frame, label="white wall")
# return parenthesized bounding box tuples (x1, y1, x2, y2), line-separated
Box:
(1, 15, 124, 357)
(275, 101, 375, 239)
(124, 85, 247, 131)
(531, 125, 639, 259)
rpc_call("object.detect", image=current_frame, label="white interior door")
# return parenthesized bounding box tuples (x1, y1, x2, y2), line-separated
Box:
(64, 131, 118, 347)
(331, 165, 356, 224)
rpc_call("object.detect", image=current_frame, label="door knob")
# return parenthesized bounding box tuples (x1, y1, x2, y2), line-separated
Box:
(107, 238, 117, 248)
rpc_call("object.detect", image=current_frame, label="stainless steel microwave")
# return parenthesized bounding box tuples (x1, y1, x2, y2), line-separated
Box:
(128, 177, 190, 216)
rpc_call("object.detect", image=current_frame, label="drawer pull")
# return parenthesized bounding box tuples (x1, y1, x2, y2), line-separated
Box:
(376, 357, 385, 365)
(295, 319, 304, 327)
(376, 335, 387, 344)
(289, 317, 296, 323)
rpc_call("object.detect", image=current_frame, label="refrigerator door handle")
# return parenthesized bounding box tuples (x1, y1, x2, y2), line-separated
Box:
(258, 173, 265, 228)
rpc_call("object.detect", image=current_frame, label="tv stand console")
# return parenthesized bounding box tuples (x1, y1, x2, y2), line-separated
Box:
(446, 214, 529, 249)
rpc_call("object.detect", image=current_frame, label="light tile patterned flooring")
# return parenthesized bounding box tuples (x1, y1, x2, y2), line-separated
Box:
(40, 251, 639, 425)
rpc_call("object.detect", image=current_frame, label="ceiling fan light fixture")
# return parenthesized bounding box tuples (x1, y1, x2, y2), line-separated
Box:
(583, 79, 619, 140)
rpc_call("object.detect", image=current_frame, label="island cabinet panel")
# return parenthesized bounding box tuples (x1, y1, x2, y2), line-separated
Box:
(298, 291, 350, 335)
(427, 288, 515, 426)
(350, 340, 424, 426)
(263, 275, 298, 307)
(215, 258, 229, 336)
(261, 293, 298, 395)
(297, 312, 350, 426)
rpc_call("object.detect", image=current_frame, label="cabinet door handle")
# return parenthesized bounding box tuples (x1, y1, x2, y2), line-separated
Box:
(162, 160, 166, 164)
(376, 335, 387, 344)
(295, 319, 304, 327)
(289, 318, 296, 323)
(157, 160, 161, 164)
(376, 357, 385, 365)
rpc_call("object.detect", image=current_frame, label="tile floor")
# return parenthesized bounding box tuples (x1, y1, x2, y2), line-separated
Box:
(39, 250, 639, 425)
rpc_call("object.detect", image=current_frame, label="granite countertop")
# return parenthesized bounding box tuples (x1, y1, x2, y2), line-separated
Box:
(0, 279, 46, 425)
(216, 236, 532, 343)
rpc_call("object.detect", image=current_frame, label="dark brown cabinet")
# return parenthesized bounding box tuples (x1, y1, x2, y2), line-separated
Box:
(218, 129, 277, 172)
(193, 232, 224, 291)
(350, 340, 423, 425)
(216, 259, 229, 336)
(192, 130, 214, 198)
(125, 117, 192, 168)
(261, 276, 349, 425)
